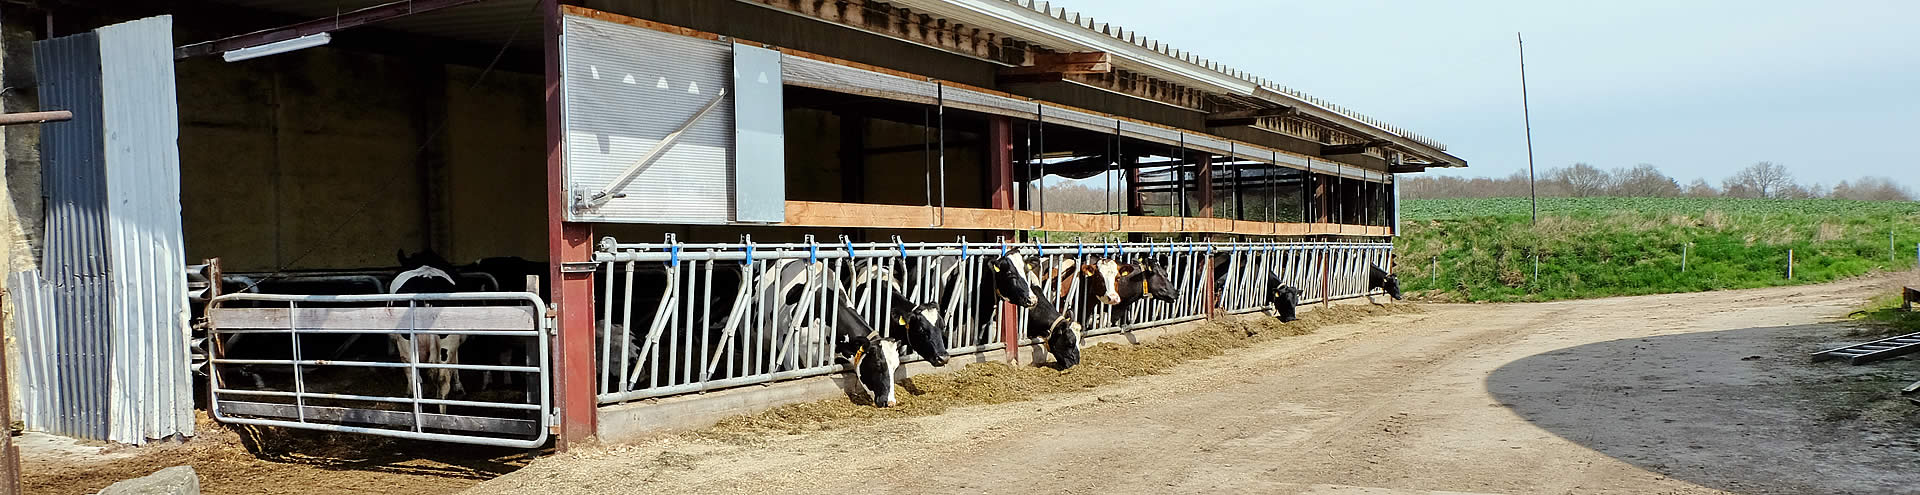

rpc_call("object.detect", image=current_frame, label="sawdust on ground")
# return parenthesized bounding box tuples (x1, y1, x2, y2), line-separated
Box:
(20, 413, 536, 495)
(702, 303, 1421, 438)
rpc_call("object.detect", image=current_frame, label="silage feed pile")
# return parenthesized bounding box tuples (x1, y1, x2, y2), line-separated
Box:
(704, 303, 1421, 437)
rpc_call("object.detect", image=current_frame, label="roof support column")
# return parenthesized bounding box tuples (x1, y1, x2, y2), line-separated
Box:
(544, 0, 596, 449)
(988, 114, 1020, 363)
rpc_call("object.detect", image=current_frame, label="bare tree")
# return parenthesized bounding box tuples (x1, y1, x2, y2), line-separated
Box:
(1683, 178, 1717, 197)
(1547, 163, 1614, 197)
(1724, 161, 1795, 198)
(1613, 164, 1680, 197)
(1832, 176, 1914, 201)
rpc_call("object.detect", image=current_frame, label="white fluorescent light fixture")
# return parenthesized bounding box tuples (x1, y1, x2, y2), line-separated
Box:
(222, 33, 331, 62)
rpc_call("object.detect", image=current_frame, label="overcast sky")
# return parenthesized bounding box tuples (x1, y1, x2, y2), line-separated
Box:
(1072, 0, 1919, 188)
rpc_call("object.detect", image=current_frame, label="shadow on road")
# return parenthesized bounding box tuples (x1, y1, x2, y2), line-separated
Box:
(1487, 324, 1919, 495)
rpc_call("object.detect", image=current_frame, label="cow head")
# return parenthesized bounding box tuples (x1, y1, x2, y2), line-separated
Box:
(1132, 258, 1179, 303)
(1024, 288, 1082, 369)
(1045, 319, 1083, 369)
(839, 334, 905, 407)
(1369, 265, 1402, 300)
(1080, 258, 1124, 305)
(1267, 279, 1302, 323)
(891, 303, 950, 367)
(988, 249, 1036, 308)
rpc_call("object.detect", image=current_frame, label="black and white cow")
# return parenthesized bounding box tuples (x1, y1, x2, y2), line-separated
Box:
(1368, 265, 1402, 302)
(592, 258, 947, 407)
(1266, 271, 1302, 323)
(842, 262, 952, 368)
(1022, 284, 1083, 369)
(1079, 257, 1180, 327)
(921, 249, 1039, 330)
(390, 250, 467, 410)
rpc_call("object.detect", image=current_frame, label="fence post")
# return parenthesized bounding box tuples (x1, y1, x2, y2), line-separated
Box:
(1681, 243, 1688, 273)
(1431, 257, 1438, 287)
(1787, 249, 1794, 280)
(1892, 229, 1897, 262)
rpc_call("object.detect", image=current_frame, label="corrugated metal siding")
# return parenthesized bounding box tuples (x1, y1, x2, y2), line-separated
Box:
(563, 14, 735, 224)
(13, 16, 192, 444)
(942, 85, 1039, 120)
(781, 55, 938, 105)
(31, 30, 111, 442)
(1038, 105, 1117, 134)
(97, 16, 192, 444)
(1117, 121, 1179, 147)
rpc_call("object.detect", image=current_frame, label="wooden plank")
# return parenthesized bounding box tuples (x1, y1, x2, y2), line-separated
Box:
(782, 201, 1391, 236)
(218, 401, 538, 435)
(998, 61, 1111, 76)
(210, 306, 538, 332)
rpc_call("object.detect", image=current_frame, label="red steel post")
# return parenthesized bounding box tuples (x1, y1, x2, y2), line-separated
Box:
(988, 115, 1020, 362)
(544, 0, 597, 448)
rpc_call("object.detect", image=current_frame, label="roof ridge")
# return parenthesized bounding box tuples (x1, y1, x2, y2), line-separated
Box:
(1006, 0, 1446, 151)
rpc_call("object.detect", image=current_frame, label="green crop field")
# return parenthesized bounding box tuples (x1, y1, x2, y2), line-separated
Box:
(1394, 197, 1920, 302)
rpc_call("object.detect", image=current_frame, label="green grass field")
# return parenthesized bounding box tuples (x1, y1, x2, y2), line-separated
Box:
(1395, 197, 1920, 302)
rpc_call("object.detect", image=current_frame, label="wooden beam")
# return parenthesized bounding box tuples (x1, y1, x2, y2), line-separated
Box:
(1205, 107, 1293, 127)
(1387, 164, 1427, 174)
(1321, 140, 1392, 156)
(996, 51, 1109, 85)
(781, 201, 1391, 236)
(998, 51, 1111, 75)
(996, 72, 1066, 85)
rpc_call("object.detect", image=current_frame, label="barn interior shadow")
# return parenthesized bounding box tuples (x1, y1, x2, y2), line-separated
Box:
(1486, 324, 1919, 495)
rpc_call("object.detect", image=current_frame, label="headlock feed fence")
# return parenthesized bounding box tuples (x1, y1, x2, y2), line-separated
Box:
(591, 236, 1392, 406)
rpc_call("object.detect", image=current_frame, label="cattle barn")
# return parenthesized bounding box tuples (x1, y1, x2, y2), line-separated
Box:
(0, 0, 1467, 448)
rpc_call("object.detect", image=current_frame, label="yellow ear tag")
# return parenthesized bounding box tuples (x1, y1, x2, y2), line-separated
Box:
(1140, 280, 1151, 295)
(991, 265, 1000, 272)
(851, 347, 866, 366)
(896, 316, 908, 326)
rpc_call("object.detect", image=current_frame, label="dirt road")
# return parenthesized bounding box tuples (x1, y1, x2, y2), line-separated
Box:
(472, 273, 1920, 495)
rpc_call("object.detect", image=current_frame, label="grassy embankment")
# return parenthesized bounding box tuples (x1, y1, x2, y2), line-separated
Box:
(1395, 197, 1920, 302)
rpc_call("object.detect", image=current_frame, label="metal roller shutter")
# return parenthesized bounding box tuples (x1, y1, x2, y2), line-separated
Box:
(562, 14, 734, 224)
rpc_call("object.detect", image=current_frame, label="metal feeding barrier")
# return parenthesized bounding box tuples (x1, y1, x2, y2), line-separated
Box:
(206, 292, 551, 448)
(591, 236, 1393, 406)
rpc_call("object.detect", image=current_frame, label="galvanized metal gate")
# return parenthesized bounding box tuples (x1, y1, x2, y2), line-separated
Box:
(206, 292, 551, 448)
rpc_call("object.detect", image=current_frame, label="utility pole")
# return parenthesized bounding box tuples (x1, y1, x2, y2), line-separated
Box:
(1518, 33, 1538, 225)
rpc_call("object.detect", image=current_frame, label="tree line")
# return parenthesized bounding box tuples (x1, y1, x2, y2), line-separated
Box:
(1399, 162, 1914, 201)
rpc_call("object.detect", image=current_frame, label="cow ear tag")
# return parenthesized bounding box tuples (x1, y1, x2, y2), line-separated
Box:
(896, 316, 908, 326)
(990, 264, 1000, 272)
